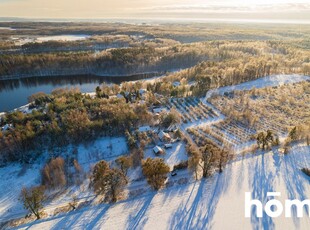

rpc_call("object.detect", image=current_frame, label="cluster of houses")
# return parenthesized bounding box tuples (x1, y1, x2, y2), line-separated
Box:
(138, 125, 176, 155)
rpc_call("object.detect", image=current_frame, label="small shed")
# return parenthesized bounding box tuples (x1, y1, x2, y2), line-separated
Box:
(153, 146, 164, 155)
(139, 126, 151, 133)
(164, 144, 173, 149)
(153, 107, 166, 114)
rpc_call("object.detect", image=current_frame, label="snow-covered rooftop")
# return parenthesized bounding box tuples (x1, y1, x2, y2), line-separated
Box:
(138, 126, 151, 132)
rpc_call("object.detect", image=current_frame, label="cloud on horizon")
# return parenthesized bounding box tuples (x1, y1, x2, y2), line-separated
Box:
(139, 3, 310, 13)
(0, 0, 309, 22)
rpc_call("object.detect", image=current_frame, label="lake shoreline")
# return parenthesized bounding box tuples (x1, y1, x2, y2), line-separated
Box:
(0, 71, 170, 112)
(0, 71, 165, 82)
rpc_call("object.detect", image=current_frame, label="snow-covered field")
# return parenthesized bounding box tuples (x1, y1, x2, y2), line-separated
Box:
(0, 27, 16, 31)
(36, 35, 90, 42)
(144, 142, 188, 170)
(10, 145, 310, 230)
(76, 137, 128, 171)
(0, 164, 40, 223)
(10, 35, 90, 46)
(0, 137, 128, 223)
(206, 74, 310, 99)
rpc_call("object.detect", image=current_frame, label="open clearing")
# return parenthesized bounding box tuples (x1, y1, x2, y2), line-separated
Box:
(36, 35, 90, 42)
(14, 145, 310, 230)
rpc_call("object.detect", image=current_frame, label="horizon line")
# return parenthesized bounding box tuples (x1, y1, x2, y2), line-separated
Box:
(0, 17, 310, 25)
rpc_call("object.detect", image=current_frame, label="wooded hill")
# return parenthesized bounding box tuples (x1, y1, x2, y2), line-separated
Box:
(0, 22, 309, 79)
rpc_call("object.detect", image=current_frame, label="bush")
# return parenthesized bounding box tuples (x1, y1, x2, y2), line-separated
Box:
(173, 160, 188, 171)
(41, 157, 66, 189)
(69, 159, 84, 185)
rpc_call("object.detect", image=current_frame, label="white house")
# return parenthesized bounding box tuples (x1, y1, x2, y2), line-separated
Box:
(153, 107, 167, 114)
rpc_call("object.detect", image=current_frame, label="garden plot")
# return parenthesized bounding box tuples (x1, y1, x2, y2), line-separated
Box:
(170, 97, 218, 123)
(209, 80, 310, 137)
(188, 119, 256, 150)
(254, 118, 287, 137)
(220, 103, 287, 137)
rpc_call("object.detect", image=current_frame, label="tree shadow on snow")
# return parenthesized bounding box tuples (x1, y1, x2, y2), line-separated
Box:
(50, 204, 110, 230)
(281, 148, 310, 228)
(169, 164, 232, 230)
(125, 193, 155, 230)
(248, 152, 279, 230)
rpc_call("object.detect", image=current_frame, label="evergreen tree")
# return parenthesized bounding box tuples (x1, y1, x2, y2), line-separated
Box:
(142, 158, 170, 190)
(91, 160, 127, 203)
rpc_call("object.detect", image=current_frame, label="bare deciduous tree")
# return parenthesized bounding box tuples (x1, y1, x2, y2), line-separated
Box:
(20, 186, 45, 220)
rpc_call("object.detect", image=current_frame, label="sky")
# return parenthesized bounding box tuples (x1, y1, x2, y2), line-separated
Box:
(0, 0, 309, 22)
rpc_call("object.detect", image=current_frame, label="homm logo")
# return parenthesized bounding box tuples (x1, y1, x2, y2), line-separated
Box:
(245, 192, 310, 218)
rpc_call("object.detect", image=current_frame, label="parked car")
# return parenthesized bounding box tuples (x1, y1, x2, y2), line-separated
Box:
(171, 170, 177, 177)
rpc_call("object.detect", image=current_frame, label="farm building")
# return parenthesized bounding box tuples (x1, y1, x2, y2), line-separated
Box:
(158, 131, 171, 141)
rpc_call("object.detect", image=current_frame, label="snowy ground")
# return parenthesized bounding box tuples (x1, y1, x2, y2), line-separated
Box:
(144, 142, 188, 170)
(0, 137, 128, 223)
(0, 135, 191, 226)
(76, 137, 128, 171)
(11, 145, 310, 230)
(36, 35, 90, 42)
(206, 74, 310, 99)
(0, 27, 16, 31)
(0, 164, 40, 223)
